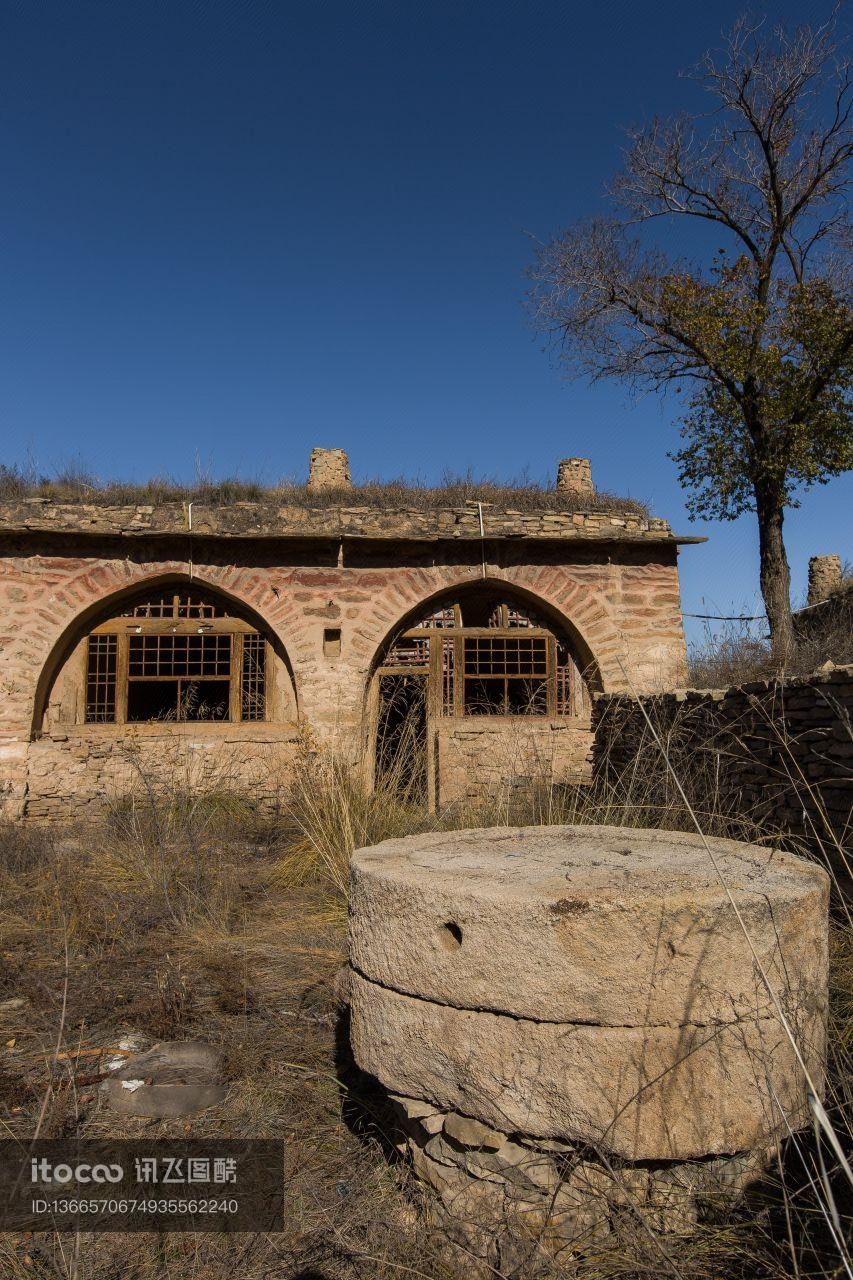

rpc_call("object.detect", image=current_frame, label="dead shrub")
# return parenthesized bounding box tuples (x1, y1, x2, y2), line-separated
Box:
(688, 610, 853, 688)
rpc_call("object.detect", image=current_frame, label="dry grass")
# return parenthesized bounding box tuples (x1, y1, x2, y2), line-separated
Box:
(0, 739, 850, 1279)
(0, 461, 649, 517)
(687, 586, 853, 689)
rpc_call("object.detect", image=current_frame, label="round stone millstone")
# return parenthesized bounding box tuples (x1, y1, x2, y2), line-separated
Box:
(349, 825, 828, 1026)
(350, 970, 822, 1160)
(348, 825, 828, 1162)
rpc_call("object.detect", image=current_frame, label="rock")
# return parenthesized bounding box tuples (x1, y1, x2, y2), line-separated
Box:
(517, 1159, 560, 1194)
(0, 997, 29, 1013)
(349, 826, 829, 1027)
(389, 1094, 445, 1134)
(117, 1033, 149, 1052)
(493, 1139, 534, 1166)
(410, 1142, 466, 1195)
(390, 1093, 440, 1120)
(101, 1040, 226, 1118)
(443, 1112, 505, 1150)
(349, 970, 822, 1161)
(518, 1136, 575, 1155)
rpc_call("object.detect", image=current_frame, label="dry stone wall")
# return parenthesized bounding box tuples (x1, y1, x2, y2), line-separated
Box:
(592, 666, 853, 885)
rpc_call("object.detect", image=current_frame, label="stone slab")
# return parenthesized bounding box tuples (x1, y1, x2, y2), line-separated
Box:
(349, 970, 822, 1161)
(349, 826, 829, 1027)
(101, 1041, 226, 1118)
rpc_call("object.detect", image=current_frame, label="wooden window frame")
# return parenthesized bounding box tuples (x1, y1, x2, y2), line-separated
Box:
(84, 594, 270, 726)
(378, 624, 584, 720)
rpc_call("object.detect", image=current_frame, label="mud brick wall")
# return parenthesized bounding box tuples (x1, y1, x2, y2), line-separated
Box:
(592, 666, 853, 879)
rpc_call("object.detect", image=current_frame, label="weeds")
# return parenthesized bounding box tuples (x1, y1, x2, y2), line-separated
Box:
(0, 730, 849, 1279)
(0, 460, 649, 517)
(688, 602, 853, 687)
(284, 719, 434, 903)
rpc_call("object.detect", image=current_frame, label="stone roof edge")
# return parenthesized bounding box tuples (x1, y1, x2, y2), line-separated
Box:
(0, 500, 704, 545)
(594, 661, 853, 702)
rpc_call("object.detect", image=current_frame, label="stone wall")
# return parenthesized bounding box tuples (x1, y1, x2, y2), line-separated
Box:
(0, 497, 684, 543)
(20, 727, 301, 820)
(435, 719, 592, 808)
(592, 666, 853, 882)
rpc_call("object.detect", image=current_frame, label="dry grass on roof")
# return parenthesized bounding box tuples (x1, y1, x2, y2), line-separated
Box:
(0, 462, 650, 517)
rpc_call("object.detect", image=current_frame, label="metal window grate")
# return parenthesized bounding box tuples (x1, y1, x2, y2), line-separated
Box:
(85, 635, 117, 722)
(128, 634, 231, 678)
(241, 633, 266, 720)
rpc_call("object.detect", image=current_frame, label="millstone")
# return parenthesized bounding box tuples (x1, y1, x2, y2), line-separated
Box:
(350, 970, 822, 1160)
(348, 825, 828, 1164)
(349, 825, 828, 1026)
(102, 1040, 226, 1118)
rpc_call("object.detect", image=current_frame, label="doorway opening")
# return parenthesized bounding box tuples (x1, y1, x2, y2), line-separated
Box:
(375, 674, 427, 802)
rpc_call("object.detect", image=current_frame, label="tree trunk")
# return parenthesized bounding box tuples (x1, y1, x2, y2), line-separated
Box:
(754, 480, 794, 661)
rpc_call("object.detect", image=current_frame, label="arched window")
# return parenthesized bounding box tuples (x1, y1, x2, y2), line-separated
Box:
(69, 586, 278, 725)
(376, 587, 592, 719)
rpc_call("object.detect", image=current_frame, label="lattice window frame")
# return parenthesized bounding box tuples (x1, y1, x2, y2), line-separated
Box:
(377, 599, 592, 721)
(83, 589, 271, 725)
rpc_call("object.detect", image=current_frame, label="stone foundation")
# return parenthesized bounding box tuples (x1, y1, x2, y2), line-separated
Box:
(434, 718, 592, 807)
(14, 729, 300, 819)
(387, 1093, 770, 1261)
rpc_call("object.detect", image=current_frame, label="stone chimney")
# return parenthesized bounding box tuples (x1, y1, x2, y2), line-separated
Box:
(307, 447, 352, 492)
(807, 554, 842, 606)
(556, 458, 593, 498)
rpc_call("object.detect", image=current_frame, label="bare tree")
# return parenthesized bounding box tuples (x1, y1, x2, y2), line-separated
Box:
(529, 13, 852, 657)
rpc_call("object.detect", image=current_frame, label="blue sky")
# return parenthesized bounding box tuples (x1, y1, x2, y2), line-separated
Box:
(0, 0, 849, 646)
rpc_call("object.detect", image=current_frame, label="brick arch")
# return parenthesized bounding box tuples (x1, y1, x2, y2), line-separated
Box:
(356, 568, 627, 695)
(30, 566, 299, 736)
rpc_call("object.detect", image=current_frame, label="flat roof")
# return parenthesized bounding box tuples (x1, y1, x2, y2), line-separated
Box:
(0, 498, 706, 545)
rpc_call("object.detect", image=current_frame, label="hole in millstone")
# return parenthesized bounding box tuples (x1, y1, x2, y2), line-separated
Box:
(438, 921, 463, 950)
